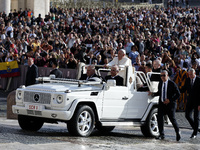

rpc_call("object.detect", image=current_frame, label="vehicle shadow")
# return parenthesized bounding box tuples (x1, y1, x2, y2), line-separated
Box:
(0, 124, 153, 145)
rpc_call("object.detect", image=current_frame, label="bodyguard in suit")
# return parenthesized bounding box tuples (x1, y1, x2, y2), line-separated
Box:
(25, 57, 38, 86)
(105, 65, 123, 86)
(79, 65, 98, 80)
(180, 68, 200, 139)
(149, 70, 181, 141)
(49, 61, 63, 78)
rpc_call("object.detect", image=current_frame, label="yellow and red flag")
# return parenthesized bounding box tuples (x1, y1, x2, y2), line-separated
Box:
(0, 61, 20, 78)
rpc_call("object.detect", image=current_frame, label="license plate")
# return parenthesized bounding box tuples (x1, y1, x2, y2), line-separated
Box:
(26, 104, 42, 111)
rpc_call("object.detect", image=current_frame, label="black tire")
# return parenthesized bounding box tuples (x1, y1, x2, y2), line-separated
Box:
(67, 105, 95, 137)
(95, 122, 115, 133)
(18, 115, 44, 131)
(141, 108, 159, 137)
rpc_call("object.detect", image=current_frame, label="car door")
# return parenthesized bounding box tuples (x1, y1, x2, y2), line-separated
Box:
(101, 86, 129, 119)
(126, 71, 159, 119)
(126, 91, 151, 118)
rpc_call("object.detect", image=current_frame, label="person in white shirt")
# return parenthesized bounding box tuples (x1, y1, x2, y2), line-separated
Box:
(5, 22, 13, 38)
(65, 32, 76, 49)
(107, 49, 131, 67)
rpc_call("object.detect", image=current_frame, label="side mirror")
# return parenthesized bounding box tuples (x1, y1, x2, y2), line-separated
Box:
(49, 74, 56, 79)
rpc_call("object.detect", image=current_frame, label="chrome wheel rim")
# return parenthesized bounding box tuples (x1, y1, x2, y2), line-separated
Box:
(78, 111, 92, 134)
(150, 113, 159, 135)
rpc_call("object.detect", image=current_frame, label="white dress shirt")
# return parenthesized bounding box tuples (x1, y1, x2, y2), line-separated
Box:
(162, 79, 168, 102)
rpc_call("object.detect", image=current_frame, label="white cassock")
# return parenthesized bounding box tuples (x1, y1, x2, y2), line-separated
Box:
(108, 56, 132, 67)
(108, 56, 132, 79)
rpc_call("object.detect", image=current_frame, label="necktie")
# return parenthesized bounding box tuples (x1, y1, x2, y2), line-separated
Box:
(191, 79, 194, 88)
(163, 82, 166, 102)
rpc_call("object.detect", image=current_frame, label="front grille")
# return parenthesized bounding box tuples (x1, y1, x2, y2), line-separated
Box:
(24, 91, 51, 104)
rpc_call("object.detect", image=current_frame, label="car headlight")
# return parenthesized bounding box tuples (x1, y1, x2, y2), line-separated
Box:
(56, 95, 63, 104)
(17, 91, 22, 100)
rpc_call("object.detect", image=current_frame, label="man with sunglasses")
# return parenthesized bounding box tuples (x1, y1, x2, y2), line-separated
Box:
(149, 70, 181, 141)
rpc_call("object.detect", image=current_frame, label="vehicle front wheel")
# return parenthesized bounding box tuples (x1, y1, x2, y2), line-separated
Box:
(18, 115, 44, 131)
(67, 105, 95, 137)
(141, 108, 159, 137)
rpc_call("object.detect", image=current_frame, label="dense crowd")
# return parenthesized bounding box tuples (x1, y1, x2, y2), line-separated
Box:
(1, 5, 200, 110)
(0, 6, 200, 76)
(0, 5, 199, 110)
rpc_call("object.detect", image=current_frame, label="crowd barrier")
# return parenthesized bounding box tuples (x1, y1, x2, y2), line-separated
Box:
(0, 65, 78, 91)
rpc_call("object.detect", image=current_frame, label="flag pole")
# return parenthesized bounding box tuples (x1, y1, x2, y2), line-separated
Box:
(5, 77, 12, 92)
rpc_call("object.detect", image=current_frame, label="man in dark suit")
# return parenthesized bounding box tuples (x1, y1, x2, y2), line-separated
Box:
(105, 65, 123, 86)
(25, 57, 38, 86)
(180, 68, 200, 139)
(50, 61, 63, 78)
(85, 51, 97, 65)
(149, 70, 181, 141)
(79, 65, 98, 80)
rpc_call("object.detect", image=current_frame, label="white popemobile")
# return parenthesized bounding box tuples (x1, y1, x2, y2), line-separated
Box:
(12, 64, 160, 137)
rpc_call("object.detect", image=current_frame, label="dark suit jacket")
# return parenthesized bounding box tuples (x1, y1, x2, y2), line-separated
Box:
(180, 76, 200, 106)
(25, 64, 38, 86)
(50, 68, 63, 78)
(85, 57, 97, 65)
(79, 73, 98, 80)
(153, 79, 180, 108)
(105, 75, 124, 86)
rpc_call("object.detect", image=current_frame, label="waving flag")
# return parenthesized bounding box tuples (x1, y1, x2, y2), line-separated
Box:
(0, 61, 20, 78)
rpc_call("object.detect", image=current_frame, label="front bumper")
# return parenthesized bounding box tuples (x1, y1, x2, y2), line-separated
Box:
(12, 105, 72, 121)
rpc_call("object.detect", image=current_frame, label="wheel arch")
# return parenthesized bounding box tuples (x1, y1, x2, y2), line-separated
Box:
(141, 103, 158, 123)
(71, 100, 100, 123)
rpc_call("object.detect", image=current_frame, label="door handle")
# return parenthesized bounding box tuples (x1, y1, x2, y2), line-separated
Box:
(122, 96, 128, 100)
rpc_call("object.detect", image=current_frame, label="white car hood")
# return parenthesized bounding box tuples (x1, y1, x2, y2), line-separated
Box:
(25, 83, 102, 92)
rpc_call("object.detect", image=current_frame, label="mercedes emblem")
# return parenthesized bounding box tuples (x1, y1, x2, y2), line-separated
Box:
(34, 94, 40, 102)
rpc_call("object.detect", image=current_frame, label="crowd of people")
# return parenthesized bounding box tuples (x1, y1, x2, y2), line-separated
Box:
(1, 5, 200, 110)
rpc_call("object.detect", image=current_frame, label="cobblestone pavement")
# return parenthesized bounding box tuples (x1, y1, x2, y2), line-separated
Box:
(0, 118, 200, 150)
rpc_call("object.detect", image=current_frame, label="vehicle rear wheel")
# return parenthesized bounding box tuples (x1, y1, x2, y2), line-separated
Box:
(18, 115, 44, 131)
(67, 105, 95, 137)
(141, 108, 159, 137)
(95, 122, 115, 133)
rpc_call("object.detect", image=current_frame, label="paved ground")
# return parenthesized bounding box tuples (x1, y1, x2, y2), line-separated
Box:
(0, 120, 200, 150)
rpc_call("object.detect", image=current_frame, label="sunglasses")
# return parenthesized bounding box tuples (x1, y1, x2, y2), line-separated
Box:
(160, 74, 166, 77)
